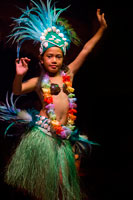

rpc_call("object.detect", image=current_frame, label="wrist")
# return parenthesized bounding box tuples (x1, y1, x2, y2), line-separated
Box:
(15, 74, 24, 79)
(100, 24, 107, 31)
(99, 26, 106, 32)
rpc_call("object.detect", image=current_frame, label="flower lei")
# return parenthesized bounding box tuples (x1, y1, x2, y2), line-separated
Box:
(41, 71, 77, 139)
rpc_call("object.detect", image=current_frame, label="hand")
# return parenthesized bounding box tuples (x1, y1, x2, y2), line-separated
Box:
(15, 57, 31, 76)
(96, 9, 107, 30)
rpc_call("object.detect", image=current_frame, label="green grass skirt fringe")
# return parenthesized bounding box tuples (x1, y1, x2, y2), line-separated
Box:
(5, 126, 81, 200)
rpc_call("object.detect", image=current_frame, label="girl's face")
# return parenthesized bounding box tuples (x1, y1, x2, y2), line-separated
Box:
(41, 47, 64, 75)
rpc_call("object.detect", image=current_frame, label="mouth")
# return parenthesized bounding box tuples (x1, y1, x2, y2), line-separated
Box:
(50, 65, 57, 69)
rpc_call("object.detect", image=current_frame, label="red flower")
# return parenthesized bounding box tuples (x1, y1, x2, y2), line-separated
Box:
(62, 75, 70, 82)
(54, 125, 63, 135)
(44, 96, 53, 104)
(68, 109, 77, 115)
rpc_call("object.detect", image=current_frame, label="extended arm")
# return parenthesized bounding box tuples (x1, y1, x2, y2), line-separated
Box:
(69, 9, 107, 75)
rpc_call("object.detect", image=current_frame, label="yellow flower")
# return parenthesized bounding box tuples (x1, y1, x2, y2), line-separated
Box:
(49, 114, 56, 120)
(42, 88, 50, 93)
(68, 119, 74, 125)
(67, 86, 74, 93)
(51, 120, 60, 126)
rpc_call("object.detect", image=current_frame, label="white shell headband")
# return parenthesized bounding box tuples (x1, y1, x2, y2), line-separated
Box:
(39, 26, 69, 55)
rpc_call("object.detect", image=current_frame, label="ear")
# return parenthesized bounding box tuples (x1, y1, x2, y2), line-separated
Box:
(40, 59, 44, 64)
(38, 55, 44, 64)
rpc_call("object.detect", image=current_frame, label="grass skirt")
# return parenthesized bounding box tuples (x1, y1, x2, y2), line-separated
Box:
(5, 126, 81, 200)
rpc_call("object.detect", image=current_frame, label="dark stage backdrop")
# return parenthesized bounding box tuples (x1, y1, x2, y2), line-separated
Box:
(0, 0, 133, 200)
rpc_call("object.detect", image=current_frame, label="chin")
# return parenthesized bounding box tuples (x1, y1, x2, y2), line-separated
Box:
(49, 69, 58, 73)
(47, 69, 59, 75)
(49, 67, 61, 73)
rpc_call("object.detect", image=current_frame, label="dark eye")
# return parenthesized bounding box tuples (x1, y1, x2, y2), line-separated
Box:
(47, 55, 52, 58)
(57, 55, 62, 59)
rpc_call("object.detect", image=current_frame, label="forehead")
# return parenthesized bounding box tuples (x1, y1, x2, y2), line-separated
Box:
(44, 47, 63, 55)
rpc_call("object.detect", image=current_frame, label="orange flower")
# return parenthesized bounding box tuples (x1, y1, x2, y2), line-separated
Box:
(65, 81, 72, 87)
(43, 93, 51, 98)
(68, 113, 77, 121)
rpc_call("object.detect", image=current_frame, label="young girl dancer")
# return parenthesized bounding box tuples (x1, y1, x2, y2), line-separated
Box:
(0, 0, 107, 199)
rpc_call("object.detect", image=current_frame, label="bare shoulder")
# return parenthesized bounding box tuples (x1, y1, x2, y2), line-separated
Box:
(66, 65, 74, 81)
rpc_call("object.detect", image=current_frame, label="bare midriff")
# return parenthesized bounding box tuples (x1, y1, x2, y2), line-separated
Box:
(39, 87, 69, 125)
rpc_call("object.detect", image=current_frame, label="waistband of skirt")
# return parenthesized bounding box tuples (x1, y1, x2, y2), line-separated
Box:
(35, 115, 53, 137)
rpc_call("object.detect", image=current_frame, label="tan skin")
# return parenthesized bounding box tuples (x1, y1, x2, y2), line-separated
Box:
(13, 9, 107, 171)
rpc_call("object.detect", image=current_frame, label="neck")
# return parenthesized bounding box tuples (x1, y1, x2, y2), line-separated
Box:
(47, 71, 61, 77)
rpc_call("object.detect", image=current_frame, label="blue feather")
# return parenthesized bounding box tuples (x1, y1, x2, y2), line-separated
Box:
(0, 93, 37, 136)
(0, 93, 25, 122)
(9, 0, 70, 43)
(8, 0, 80, 58)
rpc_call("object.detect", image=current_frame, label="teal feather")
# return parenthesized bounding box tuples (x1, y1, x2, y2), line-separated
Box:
(0, 93, 29, 122)
(69, 128, 100, 154)
(8, 0, 80, 57)
(0, 93, 39, 136)
(4, 122, 16, 137)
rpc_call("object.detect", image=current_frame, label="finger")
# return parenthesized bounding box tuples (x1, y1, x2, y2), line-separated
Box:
(15, 58, 19, 64)
(21, 58, 28, 64)
(24, 57, 31, 64)
(102, 13, 106, 22)
(25, 57, 31, 61)
(96, 8, 101, 16)
(102, 13, 105, 18)
(101, 13, 107, 27)
(21, 58, 28, 67)
(96, 9, 102, 22)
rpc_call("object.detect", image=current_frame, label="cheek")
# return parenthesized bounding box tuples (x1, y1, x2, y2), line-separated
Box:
(59, 59, 63, 65)
(43, 58, 50, 66)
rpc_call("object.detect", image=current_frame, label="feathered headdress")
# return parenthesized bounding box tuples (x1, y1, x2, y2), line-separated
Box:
(9, 0, 80, 57)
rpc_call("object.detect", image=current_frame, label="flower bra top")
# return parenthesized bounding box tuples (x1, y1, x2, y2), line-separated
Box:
(42, 66, 72, 96)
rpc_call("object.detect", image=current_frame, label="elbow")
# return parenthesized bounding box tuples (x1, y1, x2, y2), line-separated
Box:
(83, 45, 93, 55)
(12, 91, 21, 95)
(12, 88, 22, 95)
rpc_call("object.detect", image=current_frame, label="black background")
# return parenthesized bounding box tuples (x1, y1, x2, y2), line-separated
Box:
(0, 0, 133, 199)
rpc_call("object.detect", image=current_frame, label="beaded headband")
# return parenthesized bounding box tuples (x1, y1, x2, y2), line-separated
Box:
(9, 0, 80, 58)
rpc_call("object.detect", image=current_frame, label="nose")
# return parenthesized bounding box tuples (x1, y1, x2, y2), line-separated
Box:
(52, 56, 57, 63)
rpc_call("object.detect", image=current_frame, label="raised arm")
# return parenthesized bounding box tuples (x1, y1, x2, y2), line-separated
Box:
(13, 57, 38, 95)
(68, 9, 107, 75)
